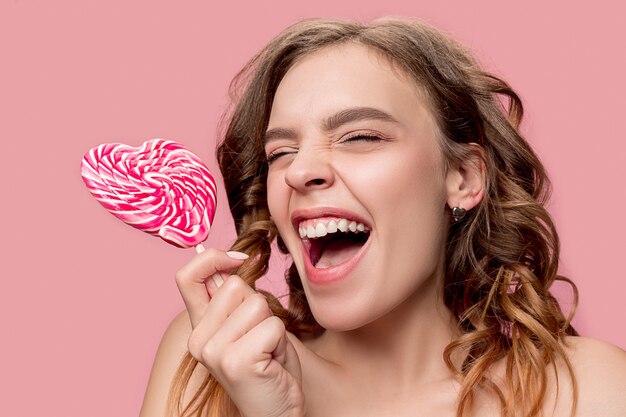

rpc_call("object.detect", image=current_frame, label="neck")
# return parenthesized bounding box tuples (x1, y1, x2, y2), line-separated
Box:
(311, 268, 461, 390)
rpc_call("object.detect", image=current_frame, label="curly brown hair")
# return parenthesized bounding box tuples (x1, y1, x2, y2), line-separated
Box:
(167, 17, 579, 417)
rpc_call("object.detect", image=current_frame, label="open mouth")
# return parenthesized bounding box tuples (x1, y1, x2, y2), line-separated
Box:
(300, 220, 371, 269)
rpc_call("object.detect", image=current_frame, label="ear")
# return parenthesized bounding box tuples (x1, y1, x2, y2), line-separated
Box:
(445, 143, 486, 212)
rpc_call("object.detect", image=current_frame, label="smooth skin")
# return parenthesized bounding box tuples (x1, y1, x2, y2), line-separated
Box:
(140, 44, 626, 417)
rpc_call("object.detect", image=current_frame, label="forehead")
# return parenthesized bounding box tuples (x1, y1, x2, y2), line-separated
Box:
(267, 43, 433, 130)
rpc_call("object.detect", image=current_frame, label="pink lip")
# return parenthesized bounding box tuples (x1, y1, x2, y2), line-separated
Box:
(291, 206, 372, 285)
(301, 233, 371, 284)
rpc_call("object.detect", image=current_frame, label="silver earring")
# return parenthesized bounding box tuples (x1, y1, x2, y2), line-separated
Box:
(452, 206, 467, 222)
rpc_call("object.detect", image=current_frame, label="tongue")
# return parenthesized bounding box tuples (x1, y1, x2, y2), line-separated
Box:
(315, 237, 364, 268)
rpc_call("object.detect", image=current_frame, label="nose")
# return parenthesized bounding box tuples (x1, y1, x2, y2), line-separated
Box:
(284, 145, 335, 192)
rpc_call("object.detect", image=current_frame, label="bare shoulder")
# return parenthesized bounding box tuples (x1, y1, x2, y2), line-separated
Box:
(139, 309, 210, 417)
(559, 336, 626, 416)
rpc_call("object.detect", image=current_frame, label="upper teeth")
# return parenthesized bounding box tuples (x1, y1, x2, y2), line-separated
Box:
(298, 218, 369, 239)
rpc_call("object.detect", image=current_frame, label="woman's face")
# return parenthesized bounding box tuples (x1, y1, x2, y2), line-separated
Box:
(265, 43, 452, 330)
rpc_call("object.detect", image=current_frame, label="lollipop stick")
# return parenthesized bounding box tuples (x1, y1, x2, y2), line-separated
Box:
(195, 243, 225, 288)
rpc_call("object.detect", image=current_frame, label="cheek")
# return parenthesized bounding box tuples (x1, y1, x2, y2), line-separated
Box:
(339, 145, 446, 217)
(380, 149, 447, 236)
(349, 146, 447, 274)
(266, 172, 286, 217)
(266, 173, 297, 251)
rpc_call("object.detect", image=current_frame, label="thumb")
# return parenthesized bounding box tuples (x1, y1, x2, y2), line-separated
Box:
(274, 333, 302, 384)
(203, 250, 250, 298)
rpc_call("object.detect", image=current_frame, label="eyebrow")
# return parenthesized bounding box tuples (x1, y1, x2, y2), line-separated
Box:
(263, 106, 399, 144)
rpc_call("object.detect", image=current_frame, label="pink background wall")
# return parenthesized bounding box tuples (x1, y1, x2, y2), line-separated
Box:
(1, 1, 624, 416)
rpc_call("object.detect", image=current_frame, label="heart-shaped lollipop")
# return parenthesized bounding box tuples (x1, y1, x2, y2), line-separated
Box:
(81, 138, 217, 249)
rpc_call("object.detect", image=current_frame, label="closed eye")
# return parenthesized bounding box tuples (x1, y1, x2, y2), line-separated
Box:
(340, 133, 383, 143)
(341, 133, 383, 143)
(266, 134, 384, 164)
(266, 148, 297, 164)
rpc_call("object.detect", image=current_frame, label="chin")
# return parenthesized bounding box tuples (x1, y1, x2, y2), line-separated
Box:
(305, 291, 384, 332)
(311, 312, 371, 332)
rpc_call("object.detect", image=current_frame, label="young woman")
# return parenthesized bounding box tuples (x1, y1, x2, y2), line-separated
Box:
(140, 17, 626, 417)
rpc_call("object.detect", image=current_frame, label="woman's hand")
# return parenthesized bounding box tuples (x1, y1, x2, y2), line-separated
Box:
(175, 249, 305, 417)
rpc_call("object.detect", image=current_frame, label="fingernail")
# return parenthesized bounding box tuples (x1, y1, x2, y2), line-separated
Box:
(226, 251, 249, 260)
(212, 273, 225, 287)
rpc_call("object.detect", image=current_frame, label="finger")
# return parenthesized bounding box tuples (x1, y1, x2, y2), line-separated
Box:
(188, 274, 258, 357)
(266, 321, 300, 379)
(175, 249, 248, 326)
(208, 293, 272, 347)
(204, 271, 225, 296)
(228, 316, 289, 377)
(282, 335, 302, 383)
(208, 273, 257, 310)
(197, 244, 229, 285)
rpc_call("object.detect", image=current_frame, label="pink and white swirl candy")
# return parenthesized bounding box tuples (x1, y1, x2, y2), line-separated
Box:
(81, 138, 217, 249)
